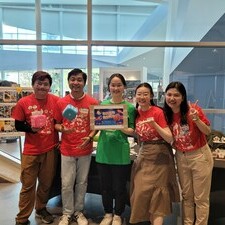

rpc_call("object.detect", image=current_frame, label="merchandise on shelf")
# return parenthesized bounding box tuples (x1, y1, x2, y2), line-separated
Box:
(0, 87, 33, 103)
(0, 103, 15, 118)
(0, 118, 17, 132)
(0, 86, 33, 138)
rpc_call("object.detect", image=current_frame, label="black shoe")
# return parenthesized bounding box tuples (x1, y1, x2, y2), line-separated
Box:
(36, 208, 54, 224)
(15, 220, 30, 225)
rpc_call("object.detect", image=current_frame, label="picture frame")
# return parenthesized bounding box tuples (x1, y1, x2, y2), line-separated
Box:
(90, 104, 128, 130)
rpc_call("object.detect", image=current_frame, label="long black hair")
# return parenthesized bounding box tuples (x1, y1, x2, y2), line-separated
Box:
(164, 81, 189, 125)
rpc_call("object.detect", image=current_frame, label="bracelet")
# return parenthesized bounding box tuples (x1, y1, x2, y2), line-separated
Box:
(88, 136, 93, 141)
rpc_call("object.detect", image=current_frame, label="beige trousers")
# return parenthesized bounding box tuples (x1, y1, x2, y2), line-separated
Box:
(175, 144, 213, 225)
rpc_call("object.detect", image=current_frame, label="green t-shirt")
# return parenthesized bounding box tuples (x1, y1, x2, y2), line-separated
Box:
(96, 100, 135, 165)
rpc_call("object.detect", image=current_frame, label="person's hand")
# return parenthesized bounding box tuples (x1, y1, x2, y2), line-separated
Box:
(188, 100, 199, 121)
(61, 126, 75, 134)
(77, 136, 92, 149)
(31, 126, 44, 132)
(139, 117, 154, 125)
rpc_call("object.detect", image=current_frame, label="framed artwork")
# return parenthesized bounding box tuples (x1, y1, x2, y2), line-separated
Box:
(90, 104, 128, 130)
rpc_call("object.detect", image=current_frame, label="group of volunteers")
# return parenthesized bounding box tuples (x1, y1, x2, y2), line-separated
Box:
(13, 69, 213, 225)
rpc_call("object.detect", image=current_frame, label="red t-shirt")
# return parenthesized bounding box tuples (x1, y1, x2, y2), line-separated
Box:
(135, 106, 168, 142)
(55, 94, 98, 157)
(12, 93, 60, 155)
(171, 105, 210, 152)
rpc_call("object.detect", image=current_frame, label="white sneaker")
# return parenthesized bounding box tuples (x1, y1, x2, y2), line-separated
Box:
(100, 213, 113, 225)
(58, 215, 71, 225)
(112, 215, 122, 225)
(74, 212, 88, 225)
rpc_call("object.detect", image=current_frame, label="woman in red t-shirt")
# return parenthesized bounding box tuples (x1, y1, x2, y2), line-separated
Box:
(130, 82, 180, 225)
(164, 81, 213, 225)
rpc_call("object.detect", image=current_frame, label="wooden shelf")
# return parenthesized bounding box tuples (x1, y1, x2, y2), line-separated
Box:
(214, 158, 225, 168)
(0, 132, 25, 137)
(0, 86, 32, 139)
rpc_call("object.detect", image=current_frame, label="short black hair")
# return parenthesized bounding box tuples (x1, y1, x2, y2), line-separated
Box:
(31, 71, 52, 86)
(67, 68, 87, 85)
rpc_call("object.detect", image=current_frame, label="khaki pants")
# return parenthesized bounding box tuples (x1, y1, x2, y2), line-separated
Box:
(16, 148, 58, 223)
(175, 145, 213, 225)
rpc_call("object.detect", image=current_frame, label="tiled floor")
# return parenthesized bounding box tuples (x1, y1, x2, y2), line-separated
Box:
(0, 138, 182, 225)
(0, 181, 103, 225)
(0, 181, 183, 225)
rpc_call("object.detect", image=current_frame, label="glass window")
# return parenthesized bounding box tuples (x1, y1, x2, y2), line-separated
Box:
(41, 1, 87, 40)
(0, 45, 37, 81)
(92, 1, 158, 41)
(92, 0, 225, 42)
(0, 1, 36, 40)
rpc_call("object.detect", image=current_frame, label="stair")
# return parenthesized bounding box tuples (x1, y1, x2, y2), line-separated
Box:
(0, 150, 21, 183)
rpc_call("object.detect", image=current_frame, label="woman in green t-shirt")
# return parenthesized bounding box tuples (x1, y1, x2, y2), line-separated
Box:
(96, 73, 135, 225)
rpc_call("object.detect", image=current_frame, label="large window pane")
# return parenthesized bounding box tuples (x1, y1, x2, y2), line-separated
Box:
(41, 1, 87, 40)
(92, 1, 159, 41)
(0, 1, 87, 41)
(0, 45, 37, 77)
(92, 0, 225, 42)
(0, 1, 35, 40)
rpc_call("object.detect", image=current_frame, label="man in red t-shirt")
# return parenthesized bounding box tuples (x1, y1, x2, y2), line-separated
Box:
(54, 68, 98, 225)
(13, 71, 60, 225)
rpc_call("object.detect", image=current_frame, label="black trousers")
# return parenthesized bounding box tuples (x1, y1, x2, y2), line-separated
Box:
(97, 163, 130, 216)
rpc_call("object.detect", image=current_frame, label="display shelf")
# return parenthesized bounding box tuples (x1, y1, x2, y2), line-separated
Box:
(0, 87, 32, 157)
(0, 103, 16, 118)
(0, 103, 16, 106)
(214, 158, 225, 169)
(0, 87, 33, 103)
(0, 118, 17, 133)
(0, 132, 25, 137)
(210, 136, 225, 151)
(0, 87, 33, 138)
